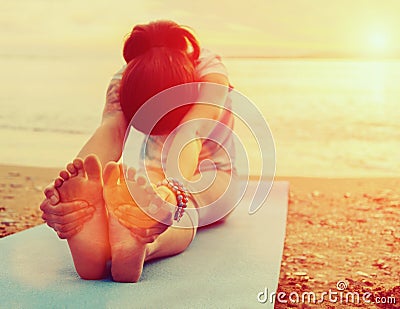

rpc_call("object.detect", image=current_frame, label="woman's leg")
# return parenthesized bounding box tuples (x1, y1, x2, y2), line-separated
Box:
(143, 169, 239, 261)
(144, 207, 198, 261)
(189, 169, 239, 226)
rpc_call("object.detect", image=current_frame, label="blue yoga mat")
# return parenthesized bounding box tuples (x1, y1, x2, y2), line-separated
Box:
(0, 181, 288, 308)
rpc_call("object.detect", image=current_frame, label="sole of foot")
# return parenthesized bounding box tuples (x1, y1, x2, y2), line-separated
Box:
(56, 154, 110, 280)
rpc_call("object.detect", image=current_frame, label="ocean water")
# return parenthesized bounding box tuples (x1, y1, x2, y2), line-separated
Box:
(1, 55, 399, 177)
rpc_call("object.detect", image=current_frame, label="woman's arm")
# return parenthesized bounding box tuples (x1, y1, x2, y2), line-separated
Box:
(77, 111, 126, 167)
(165, 73, 229, 181)
(78, 79, 127, 166)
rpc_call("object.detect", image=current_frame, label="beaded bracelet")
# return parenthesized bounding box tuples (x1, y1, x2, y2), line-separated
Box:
(158, 177, 190, 222)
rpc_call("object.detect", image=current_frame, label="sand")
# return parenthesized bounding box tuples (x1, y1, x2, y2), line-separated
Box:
(275, 176, 400, 308)
(1, 164, 399, 307)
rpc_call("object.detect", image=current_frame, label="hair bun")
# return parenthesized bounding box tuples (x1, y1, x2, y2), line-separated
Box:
(123, 20, 200, 63)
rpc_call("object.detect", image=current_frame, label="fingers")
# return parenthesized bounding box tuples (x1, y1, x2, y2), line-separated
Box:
(118, 215, 167, 235)
(40, 199, 90, 216)
(115, 214, 157, 230)
(56, 225, 84, 240)
(42, 206, 94, 225)
(114, 207, 155, 224)
(46, 215, 89, 234)
(43, 204, 93, 240)
(118, 196, 167, 215)
(127, 224, 168, 242)
(114, 203, 152, 218)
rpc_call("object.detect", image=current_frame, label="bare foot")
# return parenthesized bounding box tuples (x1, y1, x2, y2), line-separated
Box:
(103, 162, 174, 283)
(55, 155, 110, 280)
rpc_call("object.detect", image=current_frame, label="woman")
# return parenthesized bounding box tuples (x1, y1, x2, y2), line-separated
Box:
(40, 20, 238, 282)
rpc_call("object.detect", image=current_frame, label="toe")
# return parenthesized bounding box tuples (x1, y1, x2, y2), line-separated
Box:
(136, 175, 147, 186)
(59, 170, 70, 181)
(84, 155, 102, 181)
(44, 186, 60, 205)
(126, 167, 136, 182)
(67, 163, 78, 177)
(103, 162, 120, 187)
(54, 177, 64, 188)
(73, 158, 86, 177)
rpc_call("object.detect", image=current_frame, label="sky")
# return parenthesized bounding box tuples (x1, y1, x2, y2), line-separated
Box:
(1, 0, 400, 58)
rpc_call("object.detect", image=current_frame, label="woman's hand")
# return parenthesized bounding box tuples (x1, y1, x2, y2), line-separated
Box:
(112, 183, 177, 242)
(40, 183, 95, 239)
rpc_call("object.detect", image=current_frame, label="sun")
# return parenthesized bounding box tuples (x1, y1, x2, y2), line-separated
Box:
(368, 31, 389, 54)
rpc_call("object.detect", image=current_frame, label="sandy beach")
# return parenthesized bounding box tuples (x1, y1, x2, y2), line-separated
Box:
(276, 176, 400, 308)
(1, 164, 399, 307)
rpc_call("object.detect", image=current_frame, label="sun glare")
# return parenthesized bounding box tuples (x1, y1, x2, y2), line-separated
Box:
(368, 31, 389, 55)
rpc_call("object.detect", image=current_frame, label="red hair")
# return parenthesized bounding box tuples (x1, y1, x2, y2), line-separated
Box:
(119, 20, 200, 135)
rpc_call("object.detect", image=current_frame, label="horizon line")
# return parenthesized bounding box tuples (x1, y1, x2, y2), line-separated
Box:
(224, 54, 400, 60)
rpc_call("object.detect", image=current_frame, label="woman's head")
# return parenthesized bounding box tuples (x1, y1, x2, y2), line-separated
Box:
(120, 20, 200, 135)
